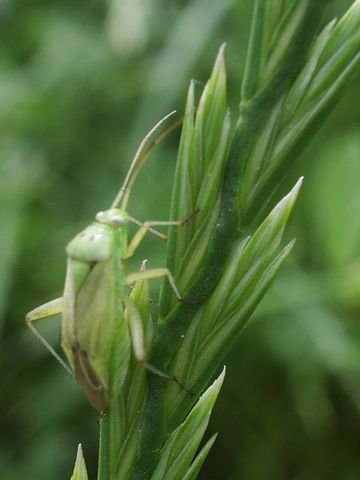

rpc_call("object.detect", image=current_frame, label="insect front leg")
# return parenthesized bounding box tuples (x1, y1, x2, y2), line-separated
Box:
(25, 297, 73, 376)
(126, 210, 200, 258)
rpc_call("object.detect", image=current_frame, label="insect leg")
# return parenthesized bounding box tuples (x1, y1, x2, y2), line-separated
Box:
(126, 210, 199, 258)
(125, 268, 181, 301)
(124, 298, 191, 393)
(25, 297, 73, 376)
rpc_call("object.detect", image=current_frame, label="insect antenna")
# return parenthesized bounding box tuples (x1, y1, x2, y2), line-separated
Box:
(111, 110, 182, 210)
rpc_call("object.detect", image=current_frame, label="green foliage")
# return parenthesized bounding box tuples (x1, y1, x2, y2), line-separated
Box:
(165, 179, 301, 426)
(160, 45, 230, 310)
(130, 2, 360, 478)
(1, 1, 359, 480)
(238, 0, 360, 221)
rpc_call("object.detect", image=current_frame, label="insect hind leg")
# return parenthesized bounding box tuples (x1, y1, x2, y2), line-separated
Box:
(141, 362, 193, 395)
(124, 298, 191, 394)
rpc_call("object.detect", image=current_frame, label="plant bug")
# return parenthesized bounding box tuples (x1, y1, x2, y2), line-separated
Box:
(26, 112, 192, 411)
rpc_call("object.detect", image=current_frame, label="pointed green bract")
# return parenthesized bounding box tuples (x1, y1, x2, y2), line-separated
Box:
(70, 444, 88, 480)
(150, 369, 225, 480)
(160, 45, 229, 317)
(240, 1, 360, 220)
(182, 434, 218, 480)
(135, 0, 360, 470)
(165, 180, 301, 423)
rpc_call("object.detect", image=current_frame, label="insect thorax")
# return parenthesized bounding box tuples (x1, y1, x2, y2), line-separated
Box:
(66, 215, 128, 264)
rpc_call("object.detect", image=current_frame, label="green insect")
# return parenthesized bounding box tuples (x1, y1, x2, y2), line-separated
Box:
(26, 112, 190, 411)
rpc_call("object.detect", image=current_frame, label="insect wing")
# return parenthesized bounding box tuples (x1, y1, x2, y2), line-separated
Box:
(73, 348, 108, 411)
(74, 257, 131, 407)
(62, 222, 115, 369)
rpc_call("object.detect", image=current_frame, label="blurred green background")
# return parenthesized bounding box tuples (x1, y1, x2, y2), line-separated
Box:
(0, 0, 359, 479)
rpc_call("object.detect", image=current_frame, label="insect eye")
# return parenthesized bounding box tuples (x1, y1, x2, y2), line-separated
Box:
(110, 216, 124, 225)
(95, 210, 125, 226)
